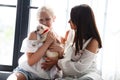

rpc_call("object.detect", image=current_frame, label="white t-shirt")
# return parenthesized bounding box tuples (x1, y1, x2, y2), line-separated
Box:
(19, 29, 62, 79)
(19, 38, 51, 79)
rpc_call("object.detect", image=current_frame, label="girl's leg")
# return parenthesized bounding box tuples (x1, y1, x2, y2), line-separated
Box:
(7, 72, 26, 80)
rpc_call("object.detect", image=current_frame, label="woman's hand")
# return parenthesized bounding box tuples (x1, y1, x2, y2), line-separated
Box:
(41, 57, 58, 70)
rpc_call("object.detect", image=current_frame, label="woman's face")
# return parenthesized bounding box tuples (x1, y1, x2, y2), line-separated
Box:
(68, 19, 76, 30)
(38, 11, 55, 28)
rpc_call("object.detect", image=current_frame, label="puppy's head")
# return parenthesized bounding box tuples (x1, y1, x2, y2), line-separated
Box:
(36, 24, 50, 35)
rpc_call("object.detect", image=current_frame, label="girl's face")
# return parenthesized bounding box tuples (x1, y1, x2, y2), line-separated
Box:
(38, 11, 55, 28)
(68, 19, 77, 30)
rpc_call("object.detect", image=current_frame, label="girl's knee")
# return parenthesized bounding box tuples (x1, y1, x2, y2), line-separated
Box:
(7, 72, 26, 80)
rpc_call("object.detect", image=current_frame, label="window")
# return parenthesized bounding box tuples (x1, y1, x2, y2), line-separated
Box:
(0, 0, 30, 71)
(0, 0, 17, 71)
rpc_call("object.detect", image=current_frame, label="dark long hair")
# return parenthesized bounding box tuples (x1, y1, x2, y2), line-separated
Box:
(70, 4, 102, 54)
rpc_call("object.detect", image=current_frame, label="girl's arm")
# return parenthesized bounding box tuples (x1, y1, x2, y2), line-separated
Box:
(27, 32, 55, 66)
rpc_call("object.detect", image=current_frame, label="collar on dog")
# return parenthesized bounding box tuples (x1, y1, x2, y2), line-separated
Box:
(41, 29, 49, 35)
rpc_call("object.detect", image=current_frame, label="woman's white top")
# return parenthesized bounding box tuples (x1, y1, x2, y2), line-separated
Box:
(58, 30, 102, 80)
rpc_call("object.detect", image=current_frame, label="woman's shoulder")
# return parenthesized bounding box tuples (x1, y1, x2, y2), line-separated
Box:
(85, 38, 99, 54)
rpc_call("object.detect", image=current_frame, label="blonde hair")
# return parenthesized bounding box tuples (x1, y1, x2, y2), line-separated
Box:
(37, 6, 55, 19)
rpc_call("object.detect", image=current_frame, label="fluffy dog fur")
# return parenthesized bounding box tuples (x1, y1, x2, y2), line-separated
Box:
(33, 24, 63, 59)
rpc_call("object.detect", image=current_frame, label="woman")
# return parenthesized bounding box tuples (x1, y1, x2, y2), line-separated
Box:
(42, 4, 103, 80)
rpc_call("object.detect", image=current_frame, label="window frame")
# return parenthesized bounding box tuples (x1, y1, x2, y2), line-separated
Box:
(0, 0, 30, 71)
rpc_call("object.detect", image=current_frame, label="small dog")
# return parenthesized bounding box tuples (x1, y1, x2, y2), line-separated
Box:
(33, 24, 62, 59)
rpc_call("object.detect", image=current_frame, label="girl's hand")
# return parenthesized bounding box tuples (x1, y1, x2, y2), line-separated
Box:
(41, 57, 58, 70)
(44, 31, 55, 45)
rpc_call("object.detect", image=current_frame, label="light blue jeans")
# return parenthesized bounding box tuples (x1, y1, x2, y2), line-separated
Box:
(13, 67, 50, 80)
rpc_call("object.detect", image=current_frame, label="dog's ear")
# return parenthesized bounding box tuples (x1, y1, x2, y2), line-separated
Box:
(37, 28, 40, 32)
(35, 26, 39, 33)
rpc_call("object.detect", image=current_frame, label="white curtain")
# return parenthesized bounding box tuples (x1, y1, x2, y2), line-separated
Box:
(100, 0, 120, 80)
(30, 0, 120, 80)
